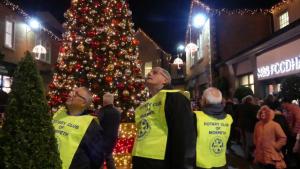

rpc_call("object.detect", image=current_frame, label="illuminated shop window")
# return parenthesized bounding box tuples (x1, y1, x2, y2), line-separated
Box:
(0, 75, 12, 93)
(268, 83, 281, 95)
(238, 74, 254, 93)
(279, 11, 289, 29)
(144, 62, 152, 77)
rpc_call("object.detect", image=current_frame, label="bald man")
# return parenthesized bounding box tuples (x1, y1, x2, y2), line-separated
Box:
(194, 87, 233, 169)
(132, 67, 196, 169)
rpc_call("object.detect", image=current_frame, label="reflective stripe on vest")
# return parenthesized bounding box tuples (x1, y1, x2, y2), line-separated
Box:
(194, 111, 232, 168)
(52, 107, 95, 169)
(132, 90, 189, 159)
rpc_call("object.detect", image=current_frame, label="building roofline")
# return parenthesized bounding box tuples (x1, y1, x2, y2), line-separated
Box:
(222, 18, 300, 66)
(1, 0, 61, 41)
(136, 28, 171, 57)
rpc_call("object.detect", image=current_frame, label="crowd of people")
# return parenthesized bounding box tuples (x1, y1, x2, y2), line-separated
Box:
(1, 66, 300, 169)
(221, 94, 300, 169)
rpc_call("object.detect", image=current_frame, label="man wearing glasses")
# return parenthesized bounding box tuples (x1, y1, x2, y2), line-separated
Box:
(132, 67, 196, 169)
(52, 87, 105, 169)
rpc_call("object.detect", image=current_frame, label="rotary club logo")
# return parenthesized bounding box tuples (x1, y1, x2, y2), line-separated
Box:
(209, 137, 224, 156)
(137, 118, 151, 140)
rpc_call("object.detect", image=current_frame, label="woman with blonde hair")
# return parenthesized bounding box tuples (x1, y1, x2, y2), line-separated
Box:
(253, 105, 287, 169)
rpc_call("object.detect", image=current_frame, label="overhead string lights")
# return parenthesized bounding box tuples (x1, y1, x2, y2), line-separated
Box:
(2, 0, 61, 41)
(192, 0, 293, 16)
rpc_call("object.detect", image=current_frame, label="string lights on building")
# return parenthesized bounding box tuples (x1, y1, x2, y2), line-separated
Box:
(2, 0, 61, 41)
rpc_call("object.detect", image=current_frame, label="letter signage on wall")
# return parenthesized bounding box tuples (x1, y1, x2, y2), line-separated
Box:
(256, 38, 300, 80)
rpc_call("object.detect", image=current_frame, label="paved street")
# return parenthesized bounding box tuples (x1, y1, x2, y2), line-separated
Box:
(227, 143, 258, 169)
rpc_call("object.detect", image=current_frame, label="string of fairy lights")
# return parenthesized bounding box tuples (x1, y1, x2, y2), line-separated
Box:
(192, 0, 293, 15)
(2, 0, 61, 41)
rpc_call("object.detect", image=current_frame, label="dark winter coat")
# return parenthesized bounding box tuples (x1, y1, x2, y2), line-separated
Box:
(68, 110, 105, 169)
(98, 104, 121, 155)
(236, 103, 260, 133)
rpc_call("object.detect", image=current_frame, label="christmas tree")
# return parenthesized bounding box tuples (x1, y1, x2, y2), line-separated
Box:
(2, 52, 61, 169)
(48, 0, 147, 168)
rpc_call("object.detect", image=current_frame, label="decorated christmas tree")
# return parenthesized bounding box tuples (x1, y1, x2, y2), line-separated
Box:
(2, 52, 61, 169)
(47, 0, 147, 168)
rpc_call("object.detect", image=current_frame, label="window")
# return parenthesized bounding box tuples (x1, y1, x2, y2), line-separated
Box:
(5, 20, 14, 48)
(34, 40, 51, 63)
(144, 62, 152, 77)
(279, 11, 289, 29)
(238, 74, 254, 93)
(0, 75, 12, 93)
(268, 83, 281, 95)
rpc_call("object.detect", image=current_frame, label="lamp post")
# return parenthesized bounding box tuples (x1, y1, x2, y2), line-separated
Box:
(27, 18, 47, 58)
(188, 13, 212, 86)
(173, 44, 184, 69)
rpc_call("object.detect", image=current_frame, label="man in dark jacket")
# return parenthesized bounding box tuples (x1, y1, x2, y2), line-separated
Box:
(98, 92, 121, 169)
(52, 87, 105, 169)
(132, 67, 196, 169)
(236, 95, 260, 160)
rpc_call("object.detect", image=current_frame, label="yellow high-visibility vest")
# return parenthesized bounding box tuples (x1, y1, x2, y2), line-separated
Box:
(194, 111, 232, 168)
(52, 107, 95, 169)
(132, 90, 189, 159)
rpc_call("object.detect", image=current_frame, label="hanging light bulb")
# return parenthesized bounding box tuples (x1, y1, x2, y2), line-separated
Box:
(173, 57, 184, 69)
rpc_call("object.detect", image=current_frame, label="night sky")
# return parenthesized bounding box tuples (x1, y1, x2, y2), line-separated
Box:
(9, 0, 280, 54)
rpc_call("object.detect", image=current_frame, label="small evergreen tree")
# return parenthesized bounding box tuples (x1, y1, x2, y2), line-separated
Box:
(280, 76, 300, 102)
(234, 86, 253, 102)
(2, 52, 61, 169)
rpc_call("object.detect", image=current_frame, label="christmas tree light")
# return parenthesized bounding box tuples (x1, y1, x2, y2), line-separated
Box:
(48, 0, 147, 167)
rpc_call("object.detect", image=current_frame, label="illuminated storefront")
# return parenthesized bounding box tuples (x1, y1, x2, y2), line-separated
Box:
(225, 19, 300, 98)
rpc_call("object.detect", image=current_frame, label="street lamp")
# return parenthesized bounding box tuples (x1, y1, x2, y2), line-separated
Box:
(27, 18, 47, 57)
(29, 18, 41, 30)
(192, 13, 212, 86)
(177, 44, 185, 51)
(173, 44, 185, 69)
(193, 14, 207, 28)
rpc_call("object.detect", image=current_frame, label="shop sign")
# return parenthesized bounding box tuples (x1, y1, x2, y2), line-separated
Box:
(256, 38, 300, 80)
(257, 55, 300, 79)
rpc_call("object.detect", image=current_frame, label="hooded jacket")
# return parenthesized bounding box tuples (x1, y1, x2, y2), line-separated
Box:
(253, 106, 287, 169)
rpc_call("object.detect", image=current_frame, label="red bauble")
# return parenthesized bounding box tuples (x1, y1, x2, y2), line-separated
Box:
(132, 67, 140, 74)
(93, 95, 100, 103)
(105, 76, 113, 83)
(49, 83, 55, 89)
(91, 41, 100, 48)
(81, 7, 89, 13)
(127, 85, 134, 91)
(79, 78, 86, 84)
(112, 19, 120, 25)
(121, 35, 127, 42)
(75, 63, 82, 70)
(132, 39, 140, 46)
(59, 46, 66, 53)
(117, 83, 125, 90)
(87, 30, 96, 37)
(116, 2, 123, 9)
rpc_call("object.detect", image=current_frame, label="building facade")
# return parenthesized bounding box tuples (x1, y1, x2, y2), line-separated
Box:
(227, 0, 300, 98)
(186, 0, 300, 100)
(0, 1, 62, 93)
